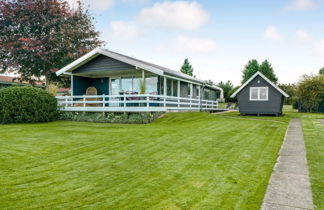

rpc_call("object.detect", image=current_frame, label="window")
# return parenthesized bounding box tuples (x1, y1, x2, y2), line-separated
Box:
(250, 87, 268, 101)
(173, 80, 178, 96)
(167, 79, 172, 96)
(119, 77, 142, 94)
(196, 85, 200, 98)
(145, 76, 158, 94)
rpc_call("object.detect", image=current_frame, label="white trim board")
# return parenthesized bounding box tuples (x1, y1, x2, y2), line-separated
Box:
(230, 71, 289, 98)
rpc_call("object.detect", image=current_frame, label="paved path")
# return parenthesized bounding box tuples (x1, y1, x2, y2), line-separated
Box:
(262, 119, 314, 210)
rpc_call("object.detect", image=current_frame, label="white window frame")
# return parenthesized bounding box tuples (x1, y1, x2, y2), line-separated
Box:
(249, 87, 269, 101)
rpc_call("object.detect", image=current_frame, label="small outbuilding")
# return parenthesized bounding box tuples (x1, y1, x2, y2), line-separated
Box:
(231, 71, 289, 116)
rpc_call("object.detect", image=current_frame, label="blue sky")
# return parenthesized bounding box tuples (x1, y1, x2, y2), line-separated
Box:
(69, 0, 324, 85)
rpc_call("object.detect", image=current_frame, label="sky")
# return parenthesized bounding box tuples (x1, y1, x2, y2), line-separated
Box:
(68, 0, 324, 85)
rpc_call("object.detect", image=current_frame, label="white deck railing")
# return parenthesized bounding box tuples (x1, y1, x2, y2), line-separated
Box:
(56, 94, 218, 112)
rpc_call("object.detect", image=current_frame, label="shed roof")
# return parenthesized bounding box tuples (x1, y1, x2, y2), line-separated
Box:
(230, 71, 289, 98)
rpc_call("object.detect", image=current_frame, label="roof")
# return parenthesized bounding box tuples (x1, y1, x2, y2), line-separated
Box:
(0, 75, 45, 86)
(230, 71, 289, 98)
(55, 48, 222, 92)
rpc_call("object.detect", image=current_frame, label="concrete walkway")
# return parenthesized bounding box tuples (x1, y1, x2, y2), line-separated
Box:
(262, 119, 314, 210)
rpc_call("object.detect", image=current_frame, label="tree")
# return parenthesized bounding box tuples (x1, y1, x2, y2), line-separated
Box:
(241, 59, 278, 84)
(204, 80, 215, 86)
(241, 59, 260, 84)
(259, 60, 278, 84)
(217, 80, 234, 102)
(0, 0, 103, 85)
(319, 67, 324, 75)
(278, 83, 297, 105)
(296, 74, 324, 112)
(180, 58, 194, 76)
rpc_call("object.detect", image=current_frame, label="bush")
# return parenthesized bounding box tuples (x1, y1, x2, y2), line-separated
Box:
(0, 86, 59, 124)
(296, 74, 324, 112)
(59, 111, 163, 124)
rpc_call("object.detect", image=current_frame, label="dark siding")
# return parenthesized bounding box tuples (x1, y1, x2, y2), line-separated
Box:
(237, 75, 284, 115)
(73, 76, 109, 95)
(73, 76, 89, 96)
(91, 78, 109, 95)
(73, 55, 136, 74)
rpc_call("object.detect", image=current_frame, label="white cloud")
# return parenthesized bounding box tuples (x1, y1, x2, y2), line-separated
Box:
(285, 0, 318, 11)
(296, 29, 324, 55)
(138, 1, 209, 30)
(296, 29, 312, 42)
(67, 0, 115, 12)
(264, 26, 284, 41)
(109, 21, 138, 41)
(176, 35, 216, 54)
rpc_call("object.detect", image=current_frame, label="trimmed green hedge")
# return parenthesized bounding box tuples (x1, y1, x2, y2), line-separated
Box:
(0, 86, 59, 124)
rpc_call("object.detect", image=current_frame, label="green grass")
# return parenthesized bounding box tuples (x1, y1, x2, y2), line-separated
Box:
(220, 106, 324, 209)
(0, 112, 288, 209)
(301, 115, 324, 209)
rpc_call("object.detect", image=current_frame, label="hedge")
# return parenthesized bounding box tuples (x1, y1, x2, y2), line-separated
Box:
(0, 86, 59, 124)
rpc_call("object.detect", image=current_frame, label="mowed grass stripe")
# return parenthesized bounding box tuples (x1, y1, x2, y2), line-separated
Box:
(0, 112, 287, 209)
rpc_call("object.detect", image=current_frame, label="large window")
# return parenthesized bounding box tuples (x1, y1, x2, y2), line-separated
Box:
(113, 77, 142, 94)
(250, 87, 268, 101)
(166, 78, 178, 96)
(145, 76, 158, 94)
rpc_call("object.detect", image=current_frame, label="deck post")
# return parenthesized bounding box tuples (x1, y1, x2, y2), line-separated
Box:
(146, 95, 149, 108)
(177, 80, 180, 108)
(164, 76, 167, 107)
(83, 95, 86, 107)
(102, 94, 105, 107)
(190, 83, 193, 108)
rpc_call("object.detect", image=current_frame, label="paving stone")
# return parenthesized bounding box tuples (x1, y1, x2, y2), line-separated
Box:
(274, 161, 308, 175)
(262, 202, 311, 210)
(262, 119, 314, 210)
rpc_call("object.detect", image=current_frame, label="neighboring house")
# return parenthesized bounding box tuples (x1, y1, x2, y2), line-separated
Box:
(230, 71, 289, 116)
(0, 75, 44, 89)
(55, 48, 224, 112)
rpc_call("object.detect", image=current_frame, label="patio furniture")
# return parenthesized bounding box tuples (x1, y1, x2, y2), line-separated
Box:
(85, 87, 101, 107)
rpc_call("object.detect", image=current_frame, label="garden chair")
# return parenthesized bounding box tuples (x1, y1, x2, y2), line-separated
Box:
(85, 87, 101, 107)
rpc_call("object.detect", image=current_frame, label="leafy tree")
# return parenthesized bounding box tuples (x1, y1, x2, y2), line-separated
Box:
(180, 58, 194, 76)
(228, 86, 240, 102)
(319, 67, 324, 75)
(217, 80, 234, 102)
(241, 59, 260, 84)
(204, 80, 215, 86)
(241, 59, 278, 84)
(296, 74, 324, 112)
(259, 60, 278, 84)
(278, 83, 297, 105)
(0, 0, 103, 85)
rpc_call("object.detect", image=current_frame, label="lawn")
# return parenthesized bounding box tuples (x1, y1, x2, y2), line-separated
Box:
(220, 107, 324, 209)
(301, 114, 324, 209)
(0, 112, 288, 209)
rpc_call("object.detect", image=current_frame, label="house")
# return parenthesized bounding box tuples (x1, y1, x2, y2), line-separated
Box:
(0, 75, 45, 89)
(230, 71, 289, 116)
(55, 48, 224, 112)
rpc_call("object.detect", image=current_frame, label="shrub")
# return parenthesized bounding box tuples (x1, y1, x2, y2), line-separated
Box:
(296, 74, 324, 112)
(0, 86, 59, 124)
(59, 111, 163, 124)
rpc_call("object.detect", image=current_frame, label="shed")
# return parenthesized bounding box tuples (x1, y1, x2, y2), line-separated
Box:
(231, 71, 289, 116)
